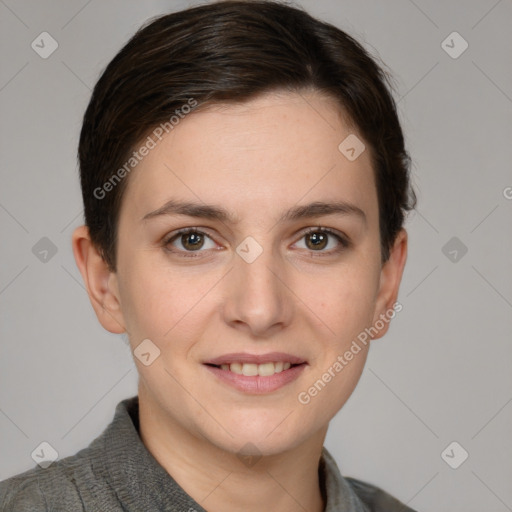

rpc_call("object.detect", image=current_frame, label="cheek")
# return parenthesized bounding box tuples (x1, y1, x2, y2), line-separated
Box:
(313, 265, 380, 341)
(118, 260, 218, 342)
(120, 270, 167, 337)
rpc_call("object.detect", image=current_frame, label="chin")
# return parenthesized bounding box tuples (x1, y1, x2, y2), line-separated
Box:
(206, 414, 315, 458)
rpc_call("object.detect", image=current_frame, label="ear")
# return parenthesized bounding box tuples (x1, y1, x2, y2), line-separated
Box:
(71, 225, 126, 334)
(371, 228, 408, 340)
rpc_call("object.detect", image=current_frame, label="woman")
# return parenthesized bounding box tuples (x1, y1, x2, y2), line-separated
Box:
(0, 1, 416, 510)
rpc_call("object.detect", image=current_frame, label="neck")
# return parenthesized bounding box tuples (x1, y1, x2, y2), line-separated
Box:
(138, 387, 327, 512)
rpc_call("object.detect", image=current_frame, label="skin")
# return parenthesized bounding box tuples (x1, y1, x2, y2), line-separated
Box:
(72, 90, 407, 512)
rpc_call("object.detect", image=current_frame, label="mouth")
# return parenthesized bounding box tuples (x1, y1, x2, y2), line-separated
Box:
(203, 352, 307, 374)
(202, 352, 308, 393)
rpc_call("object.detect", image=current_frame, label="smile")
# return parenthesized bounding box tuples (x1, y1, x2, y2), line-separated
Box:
(203, 353, 308, 394)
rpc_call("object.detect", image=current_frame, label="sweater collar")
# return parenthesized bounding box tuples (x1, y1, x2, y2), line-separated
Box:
(98, 395, 367, 511)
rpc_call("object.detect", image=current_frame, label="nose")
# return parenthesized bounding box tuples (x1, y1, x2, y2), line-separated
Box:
(221, 243, 294, 338)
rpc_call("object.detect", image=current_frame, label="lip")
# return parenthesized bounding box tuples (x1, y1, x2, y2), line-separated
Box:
(204, 363, 307, 394)
(203, 352, 306, 366)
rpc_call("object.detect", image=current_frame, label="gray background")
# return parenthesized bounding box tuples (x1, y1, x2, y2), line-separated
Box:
(1, 0, 511, 510)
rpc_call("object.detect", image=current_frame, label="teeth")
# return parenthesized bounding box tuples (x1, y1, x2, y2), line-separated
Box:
(230, 363, 243, 374)
(219, 361, 297, 375)
(258, 362, 275, 376)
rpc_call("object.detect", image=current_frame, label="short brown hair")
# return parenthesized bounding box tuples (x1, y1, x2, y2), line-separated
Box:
(78, 0, 416, 271)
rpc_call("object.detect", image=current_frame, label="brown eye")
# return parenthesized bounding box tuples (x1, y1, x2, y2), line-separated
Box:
(294, 228, 348, 254)
(181, 232, 204, 251)
(305, 231, 328, 250)
(165, 229, 217, 253)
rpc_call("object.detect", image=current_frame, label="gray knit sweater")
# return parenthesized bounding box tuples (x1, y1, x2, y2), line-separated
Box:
(0, 396, 417, 511)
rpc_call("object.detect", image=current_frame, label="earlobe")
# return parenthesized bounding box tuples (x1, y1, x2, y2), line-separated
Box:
(371, 229, 408, 339)
(71, 225, 126, 334)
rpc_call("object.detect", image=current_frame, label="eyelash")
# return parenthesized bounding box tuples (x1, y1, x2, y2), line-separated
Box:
(162, 226, 350, 258)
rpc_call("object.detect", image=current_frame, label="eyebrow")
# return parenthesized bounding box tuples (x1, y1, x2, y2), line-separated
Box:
(142, 199, 366, 225)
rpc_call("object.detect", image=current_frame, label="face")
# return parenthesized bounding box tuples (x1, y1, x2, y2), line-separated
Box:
(91, 91, 406, 457)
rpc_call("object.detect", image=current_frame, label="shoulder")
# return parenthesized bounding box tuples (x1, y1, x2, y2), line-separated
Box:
(0, 467, 47, 511)
(345, 476, 418, 512)
(1, 396, 141, 511)
(0, 445, 104, 512)
(320, 448, 417, 512)
(1, 462, 76, 512)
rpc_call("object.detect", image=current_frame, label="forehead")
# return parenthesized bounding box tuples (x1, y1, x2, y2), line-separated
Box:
(120, 91, 378, 224)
